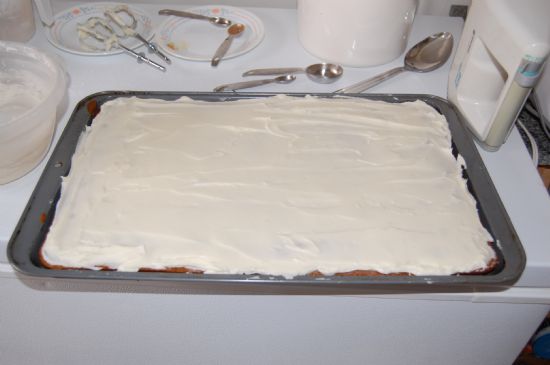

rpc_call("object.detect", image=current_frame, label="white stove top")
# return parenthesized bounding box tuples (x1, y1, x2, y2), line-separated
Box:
(1, 4, 549, 288)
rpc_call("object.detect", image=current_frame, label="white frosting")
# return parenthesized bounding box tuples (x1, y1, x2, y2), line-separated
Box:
(43, 95, 495, 277)
(77, 18, 119, 52)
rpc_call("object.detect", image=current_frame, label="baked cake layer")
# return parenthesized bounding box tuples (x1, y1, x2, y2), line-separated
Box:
(42, 95, 496, 278)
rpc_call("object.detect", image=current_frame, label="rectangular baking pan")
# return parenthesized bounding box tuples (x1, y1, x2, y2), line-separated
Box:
(7, 91, 526, 290)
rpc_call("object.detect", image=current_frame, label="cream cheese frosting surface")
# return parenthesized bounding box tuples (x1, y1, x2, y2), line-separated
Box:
(43, 95, 495, 277)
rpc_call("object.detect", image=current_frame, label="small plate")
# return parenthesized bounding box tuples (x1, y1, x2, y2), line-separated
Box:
(46, 2, 154, 56)
(156, 6, 264, 61)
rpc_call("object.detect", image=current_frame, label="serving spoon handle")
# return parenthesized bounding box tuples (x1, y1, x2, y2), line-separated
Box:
(242, 68, 304, 76)
(214, 75, 296, 92)
(334, 66, 405, 93)
(159, 9, 214, 21)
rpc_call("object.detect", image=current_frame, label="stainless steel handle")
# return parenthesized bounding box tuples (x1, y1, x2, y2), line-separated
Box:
(211, 35, 234, 66)
(118, 44, 166, 72)
(106, 10, 171, 65)
(242, 68, 304, 76)
(334, 67, 405, 93)
(214, 78, 283, 92)
(158, 9, 212, 21)
(135, 33, 171, 64)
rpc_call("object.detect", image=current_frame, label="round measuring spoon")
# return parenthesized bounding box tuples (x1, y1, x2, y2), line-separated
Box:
(334, 32, 454, 93)
(211, 23, 246, 67)
(243, 63, 344, 84)
(213, 74, 296, 92)
(158, 9, 232, 27)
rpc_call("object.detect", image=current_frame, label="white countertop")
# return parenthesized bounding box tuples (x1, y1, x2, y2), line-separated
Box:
(1, 3, 550, 288)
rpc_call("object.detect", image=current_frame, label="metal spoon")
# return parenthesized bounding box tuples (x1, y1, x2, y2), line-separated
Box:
(211, 23, 246, 66)
(243, 63, 344, 84)
(334, 32, 454, 93)
(158, 9, 232, 27)
(213, 75, 296, 92)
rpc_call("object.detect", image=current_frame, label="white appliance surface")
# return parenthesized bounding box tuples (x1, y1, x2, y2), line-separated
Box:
(1, 3, 550, 365)
(534, 65, 550, 125)
(447, 0, 550, 151)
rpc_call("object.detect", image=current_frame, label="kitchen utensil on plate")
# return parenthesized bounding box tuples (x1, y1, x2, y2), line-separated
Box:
(155, 6, 264, 62)
(243, 63, 343, 83)
(211, 23, 245, 66)
(213, 74, 296, 92)
(334, 32, 453, 93)
(77, 17, 165, 71)
(106, 4, 170, 64)
(158, 8, 231, 27)
(46, 2, 154, 56)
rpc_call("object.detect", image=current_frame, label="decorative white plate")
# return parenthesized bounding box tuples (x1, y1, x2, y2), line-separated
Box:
(46, 2, 154, 56)
(156, 6, 264, 61)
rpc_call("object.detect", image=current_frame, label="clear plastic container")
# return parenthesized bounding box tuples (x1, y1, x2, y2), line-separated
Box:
(0, 41, 67, 184)
(0, 0, 35, 42)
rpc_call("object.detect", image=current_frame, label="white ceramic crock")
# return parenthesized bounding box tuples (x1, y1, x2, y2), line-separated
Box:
(297, 0, 418, 67)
